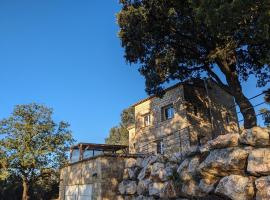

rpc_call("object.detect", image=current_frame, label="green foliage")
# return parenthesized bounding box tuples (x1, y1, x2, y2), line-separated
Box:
(118, 0, 269, 92)
(117, 0, 270, 128)
(0, 174, 23, 200)
(121, 106, 135, 127)
(105, 107, 135, 145)
(260, 88, 270, 126)
(0, 103, 74, 199)
(260, 108, 270, 126)
(264, 88, 270, 103)
(105, 125, 129, 145)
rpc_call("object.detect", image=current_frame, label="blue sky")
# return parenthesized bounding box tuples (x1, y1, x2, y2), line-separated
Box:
(0, 1, 268, 144)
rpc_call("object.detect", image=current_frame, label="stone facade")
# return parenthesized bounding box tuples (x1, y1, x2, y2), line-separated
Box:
(59, 155, 139, 200)
(128, 79, 239, 156)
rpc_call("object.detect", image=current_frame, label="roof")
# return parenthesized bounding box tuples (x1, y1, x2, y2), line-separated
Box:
(131, 82, 183, 107)
(131, 79, 206, 107)
(71, 143, 128, 151)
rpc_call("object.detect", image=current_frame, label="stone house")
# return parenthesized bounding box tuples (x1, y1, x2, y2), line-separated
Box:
(59, 79, 240, 200)
(128, 79, 239, 156)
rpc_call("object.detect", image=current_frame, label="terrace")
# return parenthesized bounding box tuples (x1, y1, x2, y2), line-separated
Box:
(69, 143, 129, 163)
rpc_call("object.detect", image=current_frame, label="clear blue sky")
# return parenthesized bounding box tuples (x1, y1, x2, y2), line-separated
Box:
(0, 1, 268, 144)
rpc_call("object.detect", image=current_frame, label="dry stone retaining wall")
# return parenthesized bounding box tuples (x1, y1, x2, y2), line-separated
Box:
(117, 127, 270, 200)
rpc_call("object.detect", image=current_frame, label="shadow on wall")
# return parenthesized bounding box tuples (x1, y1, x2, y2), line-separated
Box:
(130, 80, 239, 155)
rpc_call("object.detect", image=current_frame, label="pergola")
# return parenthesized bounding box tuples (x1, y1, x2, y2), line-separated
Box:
(70, 143, 129, 162)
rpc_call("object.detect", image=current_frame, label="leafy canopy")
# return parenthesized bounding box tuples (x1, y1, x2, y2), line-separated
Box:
(0, 103, 74, 183)
(118, 0, 270, 95)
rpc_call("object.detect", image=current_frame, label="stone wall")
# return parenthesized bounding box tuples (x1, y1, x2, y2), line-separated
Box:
(59, 155, 137, 200)
(118, 127, 270, 200)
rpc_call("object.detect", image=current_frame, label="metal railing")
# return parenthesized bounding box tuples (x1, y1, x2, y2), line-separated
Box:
(136, 126, 191, 155)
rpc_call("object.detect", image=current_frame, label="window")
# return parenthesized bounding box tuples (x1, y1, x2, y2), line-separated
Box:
(144, 114, 151, 126)
(162, 104, 175, 121)
(156, 140, 164, 154)
(70, 150, 80, 163)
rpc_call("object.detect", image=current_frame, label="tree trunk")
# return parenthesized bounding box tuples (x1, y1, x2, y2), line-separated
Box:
(226, 72, 257, 129)
(233, 89, 257, 128)
(22, 179, 30, 200)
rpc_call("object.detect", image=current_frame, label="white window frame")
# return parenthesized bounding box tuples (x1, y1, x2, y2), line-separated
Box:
(144, 113, 151, 127)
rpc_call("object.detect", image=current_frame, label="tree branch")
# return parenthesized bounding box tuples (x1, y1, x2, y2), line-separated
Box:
(205, 65, 232, 95)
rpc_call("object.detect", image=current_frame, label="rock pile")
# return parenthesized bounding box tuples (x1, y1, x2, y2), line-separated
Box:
(117, 127, 270, 200)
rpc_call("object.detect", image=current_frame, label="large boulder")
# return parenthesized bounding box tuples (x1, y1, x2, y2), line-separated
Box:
(199, 147, 248, 177)
(148, 182, 165, 197)
(123, 167, 140, 180)
(177, 156, 200, 182)
(133, 195, 155, 200)
(180, 179, 206, 198)
(140, 155, 167, 168)
(150, 162, 176, 182)
(137, 179, 152, 195)
(247, 148, 270, 176)
(199, 177, 219, 193)
(123, 168, 129, 180)
(177, 158, 190, 181)
(118, 180, 137, 195)
(255, 176, 270, 200)
(177, 156, 206, 198)
(160, 180, 180, 198)
(115, 195, 124, 200)
(161, 164, 177, 181)
(215, 175, 255, 200)
(125, 158, 137, 168)
(136, 157, 144, 168)
(138, 165, 151, 181)
(240, 127, 270, 147)
(168, 152, 183, 163)
(200, 134, 239, 153)
(150, 162, 165, 181)
(149, 181, 179, 198)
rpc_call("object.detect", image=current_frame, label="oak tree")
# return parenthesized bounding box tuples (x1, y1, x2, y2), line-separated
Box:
(0, 103, 74, 200)
(117, 0, 270, 128)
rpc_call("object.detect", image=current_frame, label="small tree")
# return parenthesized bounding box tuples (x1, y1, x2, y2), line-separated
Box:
(120, 106, 135, 128)
(0, 103, 74, 200)
(117, 0, 270, 128)
(106, 107, 135, 145)
(105, 125, 129, 145)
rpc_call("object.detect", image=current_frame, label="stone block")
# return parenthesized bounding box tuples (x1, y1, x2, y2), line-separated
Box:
(255, 176, 270, 200)
(247, 148, 270, 176)
(240, 127, 270, 147)
(199, 147, 248, 177)
(125, 158, 137, 168)
(215, 175, 255, 200)
(118, 180, 137, 195)
(200, 133, 239, 153)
